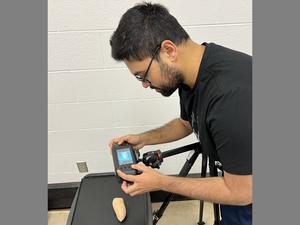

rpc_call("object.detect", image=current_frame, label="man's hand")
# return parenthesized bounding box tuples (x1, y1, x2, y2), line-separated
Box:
(117, 163, 165, 196)
(108, 134, 145, 154)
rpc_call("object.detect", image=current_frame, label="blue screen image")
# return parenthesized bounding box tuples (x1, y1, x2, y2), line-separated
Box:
(117, 148, 133, 165)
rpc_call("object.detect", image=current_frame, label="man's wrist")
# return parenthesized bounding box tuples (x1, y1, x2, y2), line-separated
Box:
(157, 174, 171, 192)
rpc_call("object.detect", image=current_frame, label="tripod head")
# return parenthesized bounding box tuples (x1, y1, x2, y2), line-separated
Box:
(136, 150, 163, 169)
(141, 150, 163, 169)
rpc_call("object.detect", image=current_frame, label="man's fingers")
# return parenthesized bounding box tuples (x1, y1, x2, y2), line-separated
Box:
(129, 191, 142, 196)
(117, 170, 136, 182)
(108, 139, 117, 151)
(121, 181, 128, 192)
(131, 163, 148, 172)
(110, 136, 126, 145)
(121, 181, 131, 194)
(117, 135, 129, 145)
(121, 180, 137, 195)
(117, 139, 124, 145)
(108, 136, 127, 151)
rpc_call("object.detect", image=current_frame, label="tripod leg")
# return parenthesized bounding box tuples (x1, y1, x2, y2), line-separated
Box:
(209, 162, 221, 225)
(212, 203, 220, 225)
(153, 193, 174, 225)
(198, 154, 208, 225)
(153, 149, 201, 224)
(198, 201, 206, 225)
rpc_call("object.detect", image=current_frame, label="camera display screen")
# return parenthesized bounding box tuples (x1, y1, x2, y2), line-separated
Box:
(117, 148, 133, 165)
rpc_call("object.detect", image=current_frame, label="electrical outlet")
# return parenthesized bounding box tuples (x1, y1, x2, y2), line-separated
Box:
(76, 161, 88, 173)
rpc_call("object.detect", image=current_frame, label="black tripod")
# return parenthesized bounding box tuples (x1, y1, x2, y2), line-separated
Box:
(138, 142, 222, 225)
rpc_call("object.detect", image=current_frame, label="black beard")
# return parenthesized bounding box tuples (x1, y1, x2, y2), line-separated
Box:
(153, 60, 184, 97)
(159, 85, 179, 97)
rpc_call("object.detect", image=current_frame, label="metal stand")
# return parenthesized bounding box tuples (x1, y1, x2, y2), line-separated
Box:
(139, 143, 221, 225)
(198, 153, 208, 225)
(209, 161, 221, 225)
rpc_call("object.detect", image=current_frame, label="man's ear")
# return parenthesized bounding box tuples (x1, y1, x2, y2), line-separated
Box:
(160, 40, 178, 62)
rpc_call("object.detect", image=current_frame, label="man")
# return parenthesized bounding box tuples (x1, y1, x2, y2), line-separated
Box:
(108, 2, 252, 225)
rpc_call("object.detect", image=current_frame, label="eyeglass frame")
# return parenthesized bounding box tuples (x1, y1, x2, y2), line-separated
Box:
(135, 44, 161, 84)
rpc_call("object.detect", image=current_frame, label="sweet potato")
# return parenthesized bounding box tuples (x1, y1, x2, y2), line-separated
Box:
(112, 197, 126, 222)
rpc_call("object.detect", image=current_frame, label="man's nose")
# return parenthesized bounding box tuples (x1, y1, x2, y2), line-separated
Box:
(142, 82, 150, 88)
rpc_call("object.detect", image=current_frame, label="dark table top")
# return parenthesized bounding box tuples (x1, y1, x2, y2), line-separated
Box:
(68, 173, 152, 225)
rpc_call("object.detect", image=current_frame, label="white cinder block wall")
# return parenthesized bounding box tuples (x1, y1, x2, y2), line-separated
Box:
(48, 0, 252, 184)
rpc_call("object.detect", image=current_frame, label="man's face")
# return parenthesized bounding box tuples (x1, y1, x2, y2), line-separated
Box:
(124, 56, 184, 97)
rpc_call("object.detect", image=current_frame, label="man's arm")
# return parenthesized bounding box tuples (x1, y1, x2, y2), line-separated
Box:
(140, 118, 193, 145)
(109, 118, 193, 151)
(117, 164, 252, 206)
(159, 171, 252, 206)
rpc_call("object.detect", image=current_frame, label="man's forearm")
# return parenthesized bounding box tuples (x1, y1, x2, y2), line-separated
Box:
(159, 175, 252, 206)
(140, 118, 192, 145)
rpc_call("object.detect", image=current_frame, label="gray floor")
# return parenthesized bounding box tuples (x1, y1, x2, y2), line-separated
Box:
(48, 200, 216, 225)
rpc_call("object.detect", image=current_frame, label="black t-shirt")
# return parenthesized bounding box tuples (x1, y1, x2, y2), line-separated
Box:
(179, 43, 252, 175)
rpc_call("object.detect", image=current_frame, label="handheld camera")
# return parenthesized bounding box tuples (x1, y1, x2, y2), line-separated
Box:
(112, 143, 139, 183)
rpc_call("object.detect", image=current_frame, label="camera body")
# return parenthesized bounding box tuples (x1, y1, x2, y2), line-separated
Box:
(112, 143, 139, 183)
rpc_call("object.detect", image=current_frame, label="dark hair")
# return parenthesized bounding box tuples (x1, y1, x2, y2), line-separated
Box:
(110, 2, 190, 61)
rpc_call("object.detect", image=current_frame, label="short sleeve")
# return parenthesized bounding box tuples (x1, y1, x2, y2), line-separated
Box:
(206, 87, 252, 175)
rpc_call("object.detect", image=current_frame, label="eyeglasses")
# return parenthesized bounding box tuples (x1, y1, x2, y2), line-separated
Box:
(135, 44, 161, 84)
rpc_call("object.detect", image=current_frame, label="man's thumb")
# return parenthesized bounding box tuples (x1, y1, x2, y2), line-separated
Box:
(131, 163, 147, 171)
